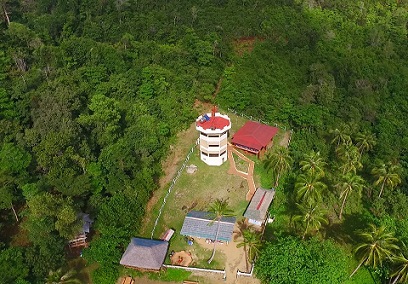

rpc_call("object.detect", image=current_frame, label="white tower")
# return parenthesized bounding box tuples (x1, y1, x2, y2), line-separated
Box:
(196, 107, 231, 166)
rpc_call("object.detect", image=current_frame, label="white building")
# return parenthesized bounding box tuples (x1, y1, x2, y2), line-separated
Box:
(196, 108, 231, 166)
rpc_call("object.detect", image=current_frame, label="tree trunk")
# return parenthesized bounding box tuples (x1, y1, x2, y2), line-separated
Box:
(378, 179, 386, 198)
(350, 257, 366, 278)
(274, 172, 280, 187)
(2, 5, 10, 27)
(244, 244, 249, 272)
(208, 219, 221, 264)
(391, 274, 400, 284)
(11, 202, 18, 222)
(302, 220, 309, 240)
(339, 191, 348, 220)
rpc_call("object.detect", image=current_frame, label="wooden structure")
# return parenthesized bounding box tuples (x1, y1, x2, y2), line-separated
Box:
(120, 238, 169, 271)
(121, 277, 134, 284)
(68, 213, 93, 248)
(231, 121, 278, 157)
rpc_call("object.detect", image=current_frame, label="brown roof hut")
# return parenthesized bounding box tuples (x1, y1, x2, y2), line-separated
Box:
(120, 238, 169, 271)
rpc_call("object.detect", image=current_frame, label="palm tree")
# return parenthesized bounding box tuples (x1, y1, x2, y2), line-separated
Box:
(236, 229, 262, 272)
(207, 199, 234, 264)
(336, 142, 362, 174)
(295, 173, 327, 203)
(350, 224, 399, 277)
(372, 162, 402, 198)
(292, 201, 328, 239)
(45, 268, 82, 284)
(355, 131, 376, 156)
(264, 146, 292, 187)
(330, 124, 351, 147)
(299, 150, 326, 178)
(390, 252, 408, 284)
(336, 173, 365, 220)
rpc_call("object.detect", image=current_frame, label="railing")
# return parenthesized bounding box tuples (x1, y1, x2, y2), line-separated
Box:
(150, 138, 200, 239)
(163, 264, 226, 275)
(227, 108, 288, 131)
(227, 108, 294, 147)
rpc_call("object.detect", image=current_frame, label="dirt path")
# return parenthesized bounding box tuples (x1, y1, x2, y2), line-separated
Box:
(227, 144, 256, 201)
(142, 123, 198, 231)
(279, 130, 292, 148)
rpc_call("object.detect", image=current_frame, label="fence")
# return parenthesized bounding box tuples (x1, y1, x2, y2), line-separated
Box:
(150, 138, 200, 239)
(163, 264, 226, 275)
(236, 261, 255, 278)
(227, 108, 288, 131)
(227, 108, 294, 148)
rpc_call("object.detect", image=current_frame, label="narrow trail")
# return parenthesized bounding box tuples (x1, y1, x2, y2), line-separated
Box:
(227, 144, 256, 201)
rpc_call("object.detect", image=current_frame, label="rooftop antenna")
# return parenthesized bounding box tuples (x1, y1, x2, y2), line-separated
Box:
(211, 105, 217, 118)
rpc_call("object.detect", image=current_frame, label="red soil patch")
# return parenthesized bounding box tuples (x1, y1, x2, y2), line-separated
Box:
(233, 36, 265, 56)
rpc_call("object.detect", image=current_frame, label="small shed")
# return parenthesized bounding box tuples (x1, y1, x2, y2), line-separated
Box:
(180, 211, 236, 242)
(231, 121, 278, 157)
(69, 213, 93, 248)
(244, 188, 275, 227)
(120, 238, 169, 271)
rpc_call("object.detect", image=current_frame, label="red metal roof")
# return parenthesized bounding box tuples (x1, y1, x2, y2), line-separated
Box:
(196, 116, 230, 130)
(232, 121, 278, 151)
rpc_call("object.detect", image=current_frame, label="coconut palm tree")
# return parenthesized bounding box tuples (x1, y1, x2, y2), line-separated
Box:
(292, 201, 328, 239)
(330, 125, 351, 147)
(336, 142, 362, 174)
(236, 229, 262, 272)
(350, 224, 399, 277)
(336, 173, 365, 220)
(390, 252, 408, 284)
(372, 162, 402, 198)
(295, 173, 327, 203)
(207, 199, 234, 264)
(264, 146, 292, 187)
(45, 268, 82, 284)
(355, 131, 376, 156)
(299, 150, 326, 178)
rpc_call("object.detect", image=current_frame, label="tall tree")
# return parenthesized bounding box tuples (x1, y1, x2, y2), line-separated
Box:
(350, 224, 399, 277)
(264, 146, 292, 187)
(371, 162, 402, 198)
(292, 201, 327, 239)
(390, 252, 408, 284)
(355, 131, 376, 156)
(207, 199, 234, 264)
(45, 268, 82, 284)
(295, 173, 327, 203)
(336, 173, 365, 220)
(299, 150, 326, 178)
(236, 229, 262, 272)
(336, 142, 362, 174)
(330, 125, 351, 147)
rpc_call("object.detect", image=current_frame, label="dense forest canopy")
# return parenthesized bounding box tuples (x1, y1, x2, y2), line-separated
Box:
(0, 0, 407, 283)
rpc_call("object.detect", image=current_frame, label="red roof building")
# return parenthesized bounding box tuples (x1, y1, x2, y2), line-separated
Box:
(232, 121, 278, 156)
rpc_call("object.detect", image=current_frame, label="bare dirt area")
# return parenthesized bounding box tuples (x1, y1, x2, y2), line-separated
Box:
(233, 36, 265, 56)
(143, 122, 199, 219)
(279, 130, 292, 148)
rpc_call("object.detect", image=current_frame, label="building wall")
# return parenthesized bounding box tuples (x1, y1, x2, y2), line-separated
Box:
(196, 116, 230, 166)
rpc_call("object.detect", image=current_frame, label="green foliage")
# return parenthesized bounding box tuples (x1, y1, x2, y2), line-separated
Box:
(0, 246, 29, 284)
(255, 237, 349, 284)
(149, 268, 192, 282)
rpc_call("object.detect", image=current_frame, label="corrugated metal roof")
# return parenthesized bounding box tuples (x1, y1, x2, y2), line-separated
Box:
(180, 211, 236, 242)
(232, 121, 279, 151)
(244, 188, 275, 222)
(120, 238, 169, 270)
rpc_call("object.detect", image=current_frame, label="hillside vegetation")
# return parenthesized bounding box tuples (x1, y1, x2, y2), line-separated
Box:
(0, 0, 407, 283)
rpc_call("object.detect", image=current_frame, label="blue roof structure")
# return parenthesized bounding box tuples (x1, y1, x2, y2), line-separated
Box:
(180, 211, 236, 242)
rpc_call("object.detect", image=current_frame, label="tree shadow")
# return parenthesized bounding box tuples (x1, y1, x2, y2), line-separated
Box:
(325, 212, 374, 245)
